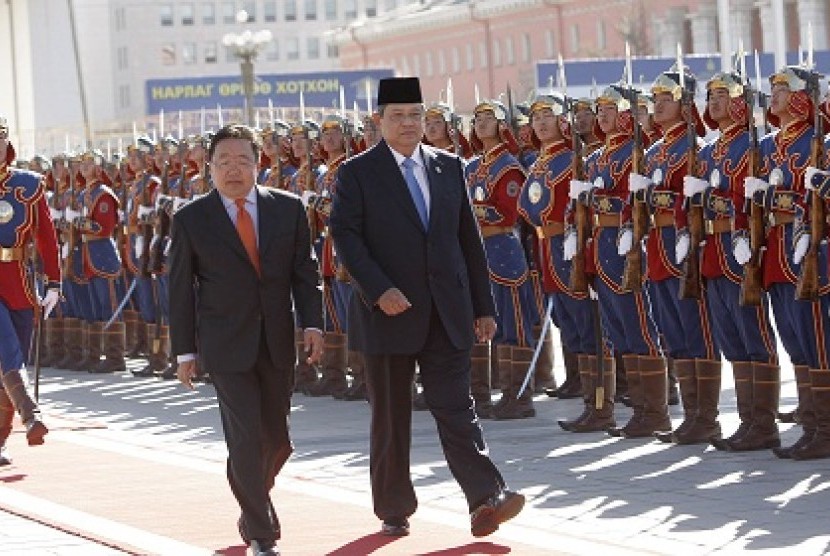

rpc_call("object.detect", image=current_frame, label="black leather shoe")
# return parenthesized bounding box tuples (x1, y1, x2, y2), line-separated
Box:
(250, 539, 280, 555)
(470, 490, 525, 538)
(381, 517, 410, 536)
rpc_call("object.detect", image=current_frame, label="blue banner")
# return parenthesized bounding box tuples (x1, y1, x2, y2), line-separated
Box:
(145, 68, 394, 115)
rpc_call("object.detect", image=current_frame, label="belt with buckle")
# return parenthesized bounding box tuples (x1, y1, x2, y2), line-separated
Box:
(651, 212, 675, 228)
(535, 222, 565, 238)
(769, 211, 795, 227)
(705, 218, 732, 235)
(593, 213, 620, 228)
(480, 225, 515, 239)
(0, 246, 24, 262)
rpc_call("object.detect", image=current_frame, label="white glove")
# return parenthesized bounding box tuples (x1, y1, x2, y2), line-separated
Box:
(743, 177, 769, 199)
(628, 172, 652, 193)
(135, 235, 145, 259)
(804, 166, 827, 191)
(40, 289, 60, 319)
(793, 234, 811, 265)
(733, 236, 751, 265)
(154, 194, 169, 212)
(137, 204, 154, 220)
(64, 207, 80, 222)
(301, 190, 316, 207)
(117, 209, 125, 223)
(61, 243, 69, 259)
(49, 208, 62, 221)
(617, 228, 633, 256)
(563, 230, 577, 261)
(683, 176, 709, 198)
(675, 231, 690, 265)
(568, 180, 595, 200)
(163, 238, 171, 257)
(172, 197, 189, 213)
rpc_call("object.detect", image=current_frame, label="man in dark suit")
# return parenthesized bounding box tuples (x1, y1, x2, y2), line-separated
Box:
(329, 77, 524, 538)
(169, 124, 323, 556)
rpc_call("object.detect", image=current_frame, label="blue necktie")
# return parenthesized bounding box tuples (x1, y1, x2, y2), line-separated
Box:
(401, 157, 429, 230)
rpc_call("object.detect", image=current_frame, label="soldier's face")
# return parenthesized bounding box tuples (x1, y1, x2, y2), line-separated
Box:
(574, 109, 595, 135)
(210, 137, 257, 200)
(321, 127, 344, 155)
(596, 103, 618, 134)
(770, 83, 791, 116)
(473, 112, 499, 140)
(381, 103, 424, 155)
(424, 115, 449, 143)
(653, 92, 682, 126)
(291, 133, 308, 158)
(531, 110, 559, 143)
(80, 158, 97, 179)
(707, 88, 730, 123)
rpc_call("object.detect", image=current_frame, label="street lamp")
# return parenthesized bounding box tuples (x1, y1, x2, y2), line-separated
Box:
(222, 10, 272, 126)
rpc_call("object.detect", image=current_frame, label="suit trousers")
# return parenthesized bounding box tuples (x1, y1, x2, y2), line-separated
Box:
(365, 304, 504, 521)
(210, 329, 293, 543)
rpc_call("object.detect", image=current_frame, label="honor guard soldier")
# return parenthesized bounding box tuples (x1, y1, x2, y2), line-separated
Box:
(465, 100, 537, 419)
(358, 113, 382, 152)
(287, 120, 324, 393)
(625, 67, 721, 440)
(259, 120, 296, 189)
(423, 102, 473, 159)
(76, 149, 126, 373)
(569, 82, 667, 438)
(574, 98, 603, 156)
(514, 103, 538, 170)
(0, 116, 60, 461)
(635, 93, 661, 148)
(680, 72, 779, 446)
(187, 134, 213, 196)
(745, 65, 830, 459)
(517, 94, 608, 430)
(126, 137, 162, 374)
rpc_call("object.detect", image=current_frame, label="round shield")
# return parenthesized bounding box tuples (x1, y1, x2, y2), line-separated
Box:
(769, 168, 784, 186)
(0, 200, 13, 224)
(528, 181, 543, 204)
(475, 186, 486, 202)
(710, 169, 721, 188)
(593, 176, 605, 189)
(652, 168, 664, 185)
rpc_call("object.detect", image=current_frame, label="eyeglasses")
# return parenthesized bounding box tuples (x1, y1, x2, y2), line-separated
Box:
(386, 111, 424, 124)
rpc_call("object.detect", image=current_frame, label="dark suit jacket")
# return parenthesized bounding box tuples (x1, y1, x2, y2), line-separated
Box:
(329, 140, 495, 354)
(168, 186, 323, 375)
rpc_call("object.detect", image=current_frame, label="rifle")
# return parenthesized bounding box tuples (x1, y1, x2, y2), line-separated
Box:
(149, 160, 170, 274)
(138, 169, 156, 278)
(621, 90, 648, 292)
(569, 97, 590, 295)
(304, 130, 320, 238)
(31, 183, 44, 401)
(63, 168, 79, 281)
(739, 80, 764, 306)
(678, 73, 703, 300)
(795, 71, 824, 300)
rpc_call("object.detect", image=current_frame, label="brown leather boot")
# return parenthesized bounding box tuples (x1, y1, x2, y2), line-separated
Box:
(493, 346, 535, 420)
(492, 344, 513, 412)
(0, 388, 14, 465)
(470, 343, 493, 418)
(558, 354, 595, 431)
(726, 362, 780, 451)
(340, 350, 368, 401)
(40, 317, 65, 368)
(294, 329, 319, 394)
(774, 365, 816, 458)
(791, 369, 830, 460)
(655, 358, 696, 443)
(532, 324, 556, 393)
(77, 321, 104, 371)
(712, 360, 754, 450)
(91, 322, 127, 373)
(56, 317, 83, 369)
(567, 356, 617, 433)
(614, 352, 628, 402)
(132, 323, 168, 377)
(618, 356, 670, 438)
(67, 320, 91, 371)
(666, 356, 680, 406)
(608, 354, 643, 437)
(1, 370, 47, 446)
(308, 332, 349, 397)
(551, 346, 581, 398)
(124, 310, 147, 359)
(673, 359, 722, 444)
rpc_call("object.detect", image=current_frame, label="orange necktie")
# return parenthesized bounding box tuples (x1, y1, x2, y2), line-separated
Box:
(235, 198, 261, 276)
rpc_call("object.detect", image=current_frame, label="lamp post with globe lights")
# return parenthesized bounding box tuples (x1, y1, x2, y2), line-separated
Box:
(222, 10, 272, 126)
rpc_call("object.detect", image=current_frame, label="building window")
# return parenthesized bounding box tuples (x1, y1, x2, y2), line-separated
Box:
(466, 43, 473, 71)
(451, 47, 460, 73)
(492, 39, 501, 67)
(160, 4, 173, 26)
(327, 42, 338, 58)
(344, 0, 357, 19)
(366, 0, 377, 17)
(242, 1, 256, 21)
(505, 36, 514, 65)
(183, 42, 197, 64)
(266, 40, 279, 61)
(596, 19, 606, 50)
(285, 0, 297, 21)
(263, 1, 276, 22)
(479, 42, 486, 69)
(287, 37, 299, 60)
(202, 2, 215, 24)
(204, 42, 218, 63)
(325, 0, 336, 20)
(570, 24, 580, 54)
(305, 0, 317, 20)
(522, 33, 531, 63)
(437, 50, 446, 75)
(546, 30, 555, 58)
(307, 37, 320, 59)
(162, 44, 176, 65)
(114, 7, 126, 30)
(181, 3, 195, 25)
(222, 1, 235, 23)
(119, 85, 131, 109)
(117, 46, 128, 70)
(424, 52, 433, 77)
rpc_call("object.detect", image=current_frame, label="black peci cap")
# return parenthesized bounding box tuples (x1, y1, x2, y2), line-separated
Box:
(377, 77, 423, 105)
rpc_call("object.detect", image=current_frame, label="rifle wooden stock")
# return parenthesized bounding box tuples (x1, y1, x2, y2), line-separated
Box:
(148, 162, 170, 274)
(621, 139, 646, 292)
(740, 135, 763, 306)
(678, 97, 701, 300)
(63, 173, 77, 280)
(569, 202, 589, 294)
(795, 135, 823, 300)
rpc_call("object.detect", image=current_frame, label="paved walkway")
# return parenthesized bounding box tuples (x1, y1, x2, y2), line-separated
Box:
(0, 354, 828, 555)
